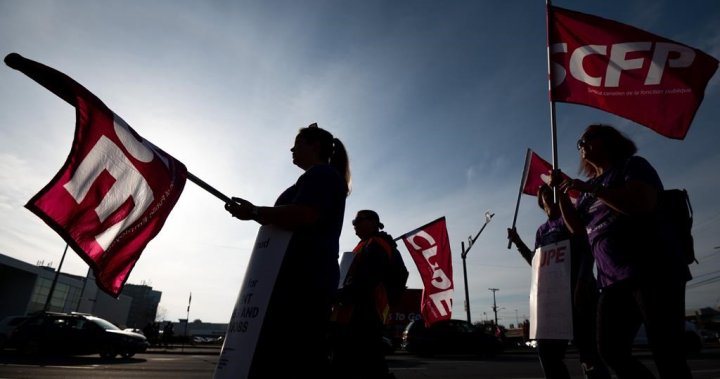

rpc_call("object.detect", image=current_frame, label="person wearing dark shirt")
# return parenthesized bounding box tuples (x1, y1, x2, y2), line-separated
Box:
(508, 184, 608, 379)
(331, 209, 396, 379)
(225, 123, 351, 379)
(556, 124, 692, 379)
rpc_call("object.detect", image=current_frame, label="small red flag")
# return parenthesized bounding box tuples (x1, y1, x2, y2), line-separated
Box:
(548, 5, 718, 139)
(521, 150, 578, 202)
(400, 217, 453, 327)
(5, 53, 187, 297)
(522, 150, 558, 196)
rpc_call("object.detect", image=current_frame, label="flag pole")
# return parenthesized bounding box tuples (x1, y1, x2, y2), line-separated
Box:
(182, 291, 191, 353)
(186, 172, 232, 203)
(545, 0, 560, 192)
(393, 216, 446, 242)
(44, 244, 69, 311)
(508, 149, 532, 249)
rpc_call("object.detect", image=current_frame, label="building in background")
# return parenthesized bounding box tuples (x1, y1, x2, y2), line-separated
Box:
(0, 252, 160, 328)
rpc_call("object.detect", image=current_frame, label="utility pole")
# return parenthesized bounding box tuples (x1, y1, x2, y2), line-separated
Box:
(489, 288, 499, 327)
(461, 211, 494, 324)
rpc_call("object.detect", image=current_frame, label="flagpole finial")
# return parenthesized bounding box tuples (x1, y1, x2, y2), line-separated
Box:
(4, 52, 24, 69)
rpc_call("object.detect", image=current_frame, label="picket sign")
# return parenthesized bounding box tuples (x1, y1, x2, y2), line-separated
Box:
(213, 226, 292, 379)
(529, 239, 573, 340)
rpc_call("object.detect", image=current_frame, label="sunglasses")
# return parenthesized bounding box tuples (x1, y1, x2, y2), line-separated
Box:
(576, 135, 595, 150)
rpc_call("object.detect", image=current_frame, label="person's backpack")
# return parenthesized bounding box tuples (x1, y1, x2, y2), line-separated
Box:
(384, 246, 409, 307)
(659, 189, 697, 264)
(362, 235, 410, 307)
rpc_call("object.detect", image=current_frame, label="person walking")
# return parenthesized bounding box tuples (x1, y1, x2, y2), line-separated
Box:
(225, 123, 351, 379)
(508, 184, 609, 379)
(555, 124, 692, 379)
(331, 210, 396, 379)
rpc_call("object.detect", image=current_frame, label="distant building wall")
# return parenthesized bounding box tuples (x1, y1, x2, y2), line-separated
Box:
(0, 253, 160, 329)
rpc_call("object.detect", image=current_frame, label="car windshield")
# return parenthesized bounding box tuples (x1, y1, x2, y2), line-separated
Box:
(89, 317, 121, 331)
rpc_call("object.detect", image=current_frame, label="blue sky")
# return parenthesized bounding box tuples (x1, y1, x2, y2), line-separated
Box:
(1, 0, 718, 324)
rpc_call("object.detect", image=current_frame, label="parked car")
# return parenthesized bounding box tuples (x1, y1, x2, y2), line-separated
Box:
(0, 315, 29, 350)
(633, 320, 702, 355)
(401, 319, 502, 356)
(6, 312, 148, 358)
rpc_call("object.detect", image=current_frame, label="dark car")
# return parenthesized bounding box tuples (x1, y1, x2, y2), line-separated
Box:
(0, 315, 29, 350)
(7, 312, 148, 358)
(401, 319, 502, 357)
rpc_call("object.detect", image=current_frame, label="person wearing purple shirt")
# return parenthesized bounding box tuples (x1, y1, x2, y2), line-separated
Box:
(508, 184, 608, 379)
(225, 124, 351, 379)
(556, 124, 691, 379)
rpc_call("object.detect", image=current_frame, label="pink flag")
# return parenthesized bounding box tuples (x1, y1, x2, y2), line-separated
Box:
(400, 217, 453, 326)
(522, 150, 558, 196)
(521, 150, 578, 201)
(548, 5, 718, 139)
(5, 53, 187, 297)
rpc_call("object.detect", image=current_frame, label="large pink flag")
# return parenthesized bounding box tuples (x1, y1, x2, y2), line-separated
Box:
(5, 53, 187, 297)
(548, 5, 718, 139)
(400, 217, 453, 326)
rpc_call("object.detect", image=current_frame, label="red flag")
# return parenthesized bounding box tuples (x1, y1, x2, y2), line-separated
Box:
(5, 53, 187, 297)
(400, 217, 453, 327)
(522, 150, 558, 196)
(521, 150, 578, 201)
(548, 5, 718, 139)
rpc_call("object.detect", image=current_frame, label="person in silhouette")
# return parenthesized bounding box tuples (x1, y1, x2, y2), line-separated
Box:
(225, 123, 351, 378)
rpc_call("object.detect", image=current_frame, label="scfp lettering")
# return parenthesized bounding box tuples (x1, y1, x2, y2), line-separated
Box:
(551, 42, 695, 88)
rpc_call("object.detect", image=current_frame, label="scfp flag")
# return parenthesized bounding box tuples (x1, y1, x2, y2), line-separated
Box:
(5, 53, 187, 297)
(400, 217, 453, 327)
(548, 5, 719, 139)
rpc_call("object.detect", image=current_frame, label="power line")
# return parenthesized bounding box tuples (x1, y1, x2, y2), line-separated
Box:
(687, 274, 720, 290)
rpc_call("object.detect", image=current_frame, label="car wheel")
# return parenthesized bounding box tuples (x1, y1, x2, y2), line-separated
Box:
(121, 352, 136, 358)
(99, 344, 117, 359)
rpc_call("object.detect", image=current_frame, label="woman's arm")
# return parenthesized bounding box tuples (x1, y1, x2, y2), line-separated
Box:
(225, 199, 320, 229)
(561, 178, 658, 215)
(507, 227, 533, 265)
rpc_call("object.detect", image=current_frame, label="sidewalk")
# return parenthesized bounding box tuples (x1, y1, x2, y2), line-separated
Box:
(146, 344, 221, 355)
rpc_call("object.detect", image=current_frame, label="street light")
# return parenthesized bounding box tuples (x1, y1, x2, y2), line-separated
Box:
(489, 288, 500, 327)
(461, 211, 494, 324)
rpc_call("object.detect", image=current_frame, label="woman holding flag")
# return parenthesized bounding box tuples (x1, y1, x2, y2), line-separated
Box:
(555, 124, 692, 379)
(508, 184, 608, 379)
(225, 123, 351, 378)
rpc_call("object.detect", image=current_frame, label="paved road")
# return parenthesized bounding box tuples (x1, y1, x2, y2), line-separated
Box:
(0, 347, 718, 378)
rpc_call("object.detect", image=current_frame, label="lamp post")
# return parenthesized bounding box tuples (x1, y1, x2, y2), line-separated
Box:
(489, 288, 499, 327)
(461, 211, 494, 324)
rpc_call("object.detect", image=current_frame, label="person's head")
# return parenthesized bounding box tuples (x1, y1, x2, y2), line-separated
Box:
(537, 184, 559, 219)
(352, 209, 384, 240)
(577, 124, 637, 178)
(293, 123, 351, 195)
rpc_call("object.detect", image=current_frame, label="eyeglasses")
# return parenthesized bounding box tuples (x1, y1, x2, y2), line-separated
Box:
(576, 136, 594, 150)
